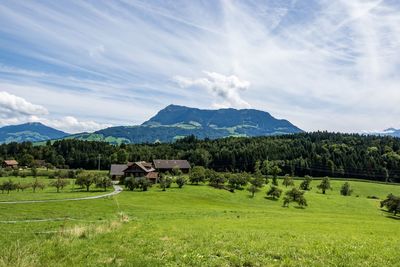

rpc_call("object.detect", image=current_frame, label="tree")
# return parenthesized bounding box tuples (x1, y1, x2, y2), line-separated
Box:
(172, 167, 183, 177)
(31, 178, 45, 193)
(49, 177, 69, 193)
(137, 177, 152, 191)
(31, 167, 38, 178)
(261, 160, 271, 184)
(283, 188, 307, 208)
(125, 177, 152, 192)
(250, 176, 264, 188)
(95, 176, 113, 192)
(189, 166, 206, 185)
(299, 176, 313, 191)
(76, 174, 94, 192)
(16, 182, 30, 192)
(175, 176, 187, 188)
(317, 177, 332, 194)
(227, 173, 249, 191)
(340, 182, 353, 196)
(282, 175, 294, 187)
(270, 165, 281, 186)
(125, 177, 139, 191)
(1, 180, 16, 194)
(247, 185, 260, 198)
(380, 194, 400, 215)
(207, 169, 226, 188)
(159, 178, 167, 191)
(266, 186, 282, 199)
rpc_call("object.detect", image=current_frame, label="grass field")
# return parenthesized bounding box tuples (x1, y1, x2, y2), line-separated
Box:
(0, 178, 399, 266)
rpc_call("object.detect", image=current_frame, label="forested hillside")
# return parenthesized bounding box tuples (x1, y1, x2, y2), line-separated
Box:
(1, 132, 400, 182)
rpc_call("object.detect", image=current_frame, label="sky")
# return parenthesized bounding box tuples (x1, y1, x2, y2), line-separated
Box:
(1, 0, 400, 133)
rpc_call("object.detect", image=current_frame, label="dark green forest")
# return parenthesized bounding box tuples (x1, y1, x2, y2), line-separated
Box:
(1, 132, 400, 182)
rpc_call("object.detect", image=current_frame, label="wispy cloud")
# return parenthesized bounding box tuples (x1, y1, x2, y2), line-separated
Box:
(0, 0, 399, 132)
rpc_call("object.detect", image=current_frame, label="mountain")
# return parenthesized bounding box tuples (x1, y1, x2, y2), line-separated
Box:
(0, 122, 69, 143)
(74, 105, 303, 144)
(379, 128, 400, 138)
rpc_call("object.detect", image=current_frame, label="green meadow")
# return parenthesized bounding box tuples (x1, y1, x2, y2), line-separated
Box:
(0, 178, 399, 266)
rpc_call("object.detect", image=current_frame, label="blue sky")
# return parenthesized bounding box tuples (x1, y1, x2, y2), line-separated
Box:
(0, 0, 400, 133)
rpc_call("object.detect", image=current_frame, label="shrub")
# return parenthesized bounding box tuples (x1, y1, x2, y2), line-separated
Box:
(340, 182, 353, 196)
(380, 194, 400, 215)
(49, 178, 70, 193)
(283, 188, 307, 208)
(175, 176, 187, 188)
(95, 176, 113, 192)
(247, 185, 260, 198)
(299, 176, 312, 190)
(189, 166, 206, 185)
(282, 175, 294, 187)
(317, 177, 332, 194)
(266, 186, 283, 199)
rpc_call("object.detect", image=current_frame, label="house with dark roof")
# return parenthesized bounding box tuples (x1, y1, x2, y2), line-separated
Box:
(2, 160, 18, 169)
(153, 159, 190, 173)
(110, 162, 159, 183)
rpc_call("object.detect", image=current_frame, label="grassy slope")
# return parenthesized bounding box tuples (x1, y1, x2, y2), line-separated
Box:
(0, 180, 400, 266)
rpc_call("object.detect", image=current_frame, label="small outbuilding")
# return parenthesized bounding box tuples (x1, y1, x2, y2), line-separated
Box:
(2, 160, 19, 169)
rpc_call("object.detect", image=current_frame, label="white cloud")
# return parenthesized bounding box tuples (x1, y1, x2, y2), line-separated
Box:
(0, 91, 48, 117)
(174, 72, 251, 108)
(0, 1, 400, 132)
(0, 91, 110, 133)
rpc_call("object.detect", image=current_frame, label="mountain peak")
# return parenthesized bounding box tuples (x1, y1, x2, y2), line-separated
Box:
(141, 105, 302, 133)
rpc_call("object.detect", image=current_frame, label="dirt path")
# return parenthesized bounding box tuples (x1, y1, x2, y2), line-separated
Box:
(0, 184, 123, 204)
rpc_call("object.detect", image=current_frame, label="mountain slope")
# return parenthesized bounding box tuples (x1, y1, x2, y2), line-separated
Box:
(0, 122, 69, 143)
(89, 105, 303, 144)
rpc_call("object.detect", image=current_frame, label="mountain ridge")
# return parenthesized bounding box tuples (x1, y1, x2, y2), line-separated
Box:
(0, 122, 69, 143)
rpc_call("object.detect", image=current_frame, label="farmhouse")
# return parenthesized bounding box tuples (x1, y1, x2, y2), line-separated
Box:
(109, 159, 191, 182)
(153, 159, 190, 173)
(2, 160, 18, 169)
(110, 161, 159, 183)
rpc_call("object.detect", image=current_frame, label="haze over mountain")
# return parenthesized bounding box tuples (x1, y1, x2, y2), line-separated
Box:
(0, 122, 69, 143)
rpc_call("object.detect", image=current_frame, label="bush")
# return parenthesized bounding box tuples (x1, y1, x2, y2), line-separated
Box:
(266, 186, 283, 199)
(175, 176, 187, 188)
(340, 182, 353, 196)
(283, 188, 307, 208)
(299, 176, 312, 190)
(380, 194, 400, 215)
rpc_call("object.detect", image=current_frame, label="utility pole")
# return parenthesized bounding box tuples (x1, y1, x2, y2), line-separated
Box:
(98, 154, 101, 171)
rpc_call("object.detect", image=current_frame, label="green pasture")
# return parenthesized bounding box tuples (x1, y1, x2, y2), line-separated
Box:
(0, 179, 399, 266)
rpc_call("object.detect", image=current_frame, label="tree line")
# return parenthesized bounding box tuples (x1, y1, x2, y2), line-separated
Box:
(1, 132, 400, 182)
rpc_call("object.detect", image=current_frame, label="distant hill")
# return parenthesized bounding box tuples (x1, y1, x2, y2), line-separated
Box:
(379, 128, 400, 138)
(79, 105, 303, 144)
(0, 122, 69, 143)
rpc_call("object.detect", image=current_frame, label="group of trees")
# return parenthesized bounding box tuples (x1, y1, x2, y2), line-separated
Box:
(0, 178, 45, 194)
(1, 132, 400, 182)
(0, 172, 113, 194)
